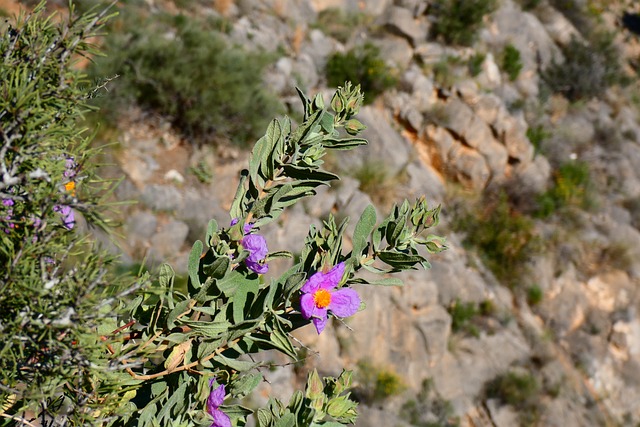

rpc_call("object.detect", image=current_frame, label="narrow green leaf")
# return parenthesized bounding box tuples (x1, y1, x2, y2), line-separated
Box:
(250, 135, 268, 184)
(322, 137, 368, 150)
(230, 170, 249, 220)
(203, 256, 230, 279)
(157, 381, 187, 422)
(213, 353, 261, 372)
(167, 299, 192, 328)
(376, 251, 425, 269)
(282, 164, 339, 182)
(182, 320, 230, 339)
(257, 408, 273, 427)
(188, 240, 204, 288)
(231, 372, 263, 398)
(350, 205, 376, 268)
(261, 118, 282, 181)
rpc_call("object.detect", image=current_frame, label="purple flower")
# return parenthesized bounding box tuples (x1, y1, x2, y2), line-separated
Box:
(300, 262, 361, 334)
(2, 199, 15, 233)
(207, 381, 231, 427)
(53, 204, 75, 229)
(64, 156, 77, 178)
(231, 219, 269, 274)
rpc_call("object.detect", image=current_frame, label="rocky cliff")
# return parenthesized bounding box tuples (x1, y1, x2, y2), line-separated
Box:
(66, 0, 640, 425)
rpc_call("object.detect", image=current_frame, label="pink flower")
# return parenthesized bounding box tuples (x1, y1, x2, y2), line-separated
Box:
(300, 262, 360, 334)
(207, 381, 231, 427)
(231, 219, 268, 274)
(53, 204, 75, 229)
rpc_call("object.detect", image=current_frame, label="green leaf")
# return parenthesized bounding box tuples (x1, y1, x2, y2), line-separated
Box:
(167, 299, 193, 328)
(182, 320, 231, 339)
(261, 118, 282, 181)
(203, 256, 230, 279)
(257, 408, 274, 427)
(231, 372, 263, 398)
(291, 109, 322, 145)
(206, 219, 219, 247)
(319, 110, 335, 134)
(230, 170, 249, 220)
(284, 272, 307, 301)
(250, 135, 269, 184)
(233, 275, 260, 323)
(270, 318, 297, 359)
(283, 164, 339, 182)
(296, 86, 312, 120)
(376, 251, 425, 269)
(213, 353, 261, 372)
(274, 413, 296, 427)
(367, 277, 404, 286)
(157, 381, 187, 422)
(217, 270, 246, 298)
(322, 137, 368, 150)
(188, 240, 204, 289)
(222, 404, 254, 420)
(350, 205, 376, 268)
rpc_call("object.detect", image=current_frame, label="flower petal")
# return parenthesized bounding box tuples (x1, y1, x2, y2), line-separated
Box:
(243, 234, 268, 260)
(320, 262, 345, 290)
(312, 315, 328, 334)
(301, 270, 324, 293)
(245, 259, 268, 274)
(328, 288, 360, 318)
(300, 293, 316, 319)
(208, 384, 225, 410)
(211, 408, 232, 427)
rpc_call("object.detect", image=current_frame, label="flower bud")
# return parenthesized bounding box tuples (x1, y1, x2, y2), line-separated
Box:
(344, 119, 366, 136)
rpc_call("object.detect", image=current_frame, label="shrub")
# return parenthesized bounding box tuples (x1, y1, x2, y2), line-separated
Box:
(527, 285, 544, 306)
(485, 369, 542, 426)
(352, 160, 405, 209)
(0, 3, 138, 424)
(88, 8, 283, 146)
(431, 56, 465, 88)
(354, 360, 407, 403)
(326, 43, 397, 104)
(535, 162, 594, 217)
(312, 7, 373, 43)
(453, 191, 540, 287)
(485, 370, 539, 408)
(515, 0, 541, 10)
(448, 299, 480, 336)
(400, 379, 459, 427)
(542, 31, 625, 101)
(467, 52, 486, 77)
(501, 44, 523, 81)
(430, 0, 497, 46)
(526, 125, 549, 155)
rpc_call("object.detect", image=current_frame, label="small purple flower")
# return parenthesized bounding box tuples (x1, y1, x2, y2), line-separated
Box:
(2, 199, 15, 233)
(207, 380, 231, 427)
(231, 219, 269, 274)
(64, 156, 77, 178)
(300, 262, 361, 334)
(53, 204, 75, 229)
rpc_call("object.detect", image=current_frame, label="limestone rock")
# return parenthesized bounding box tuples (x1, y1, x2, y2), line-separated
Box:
(384, 6, 428, 46)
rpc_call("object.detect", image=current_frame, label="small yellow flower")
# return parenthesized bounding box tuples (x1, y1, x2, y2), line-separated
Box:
(64, 181, 76, 196)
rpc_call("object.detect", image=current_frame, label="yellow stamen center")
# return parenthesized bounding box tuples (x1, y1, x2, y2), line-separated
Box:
(64, 181, 76, 195)
(313, 289, 331, 308)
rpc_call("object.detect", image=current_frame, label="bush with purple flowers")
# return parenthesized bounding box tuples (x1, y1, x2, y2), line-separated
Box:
(0, 3, 446, 427)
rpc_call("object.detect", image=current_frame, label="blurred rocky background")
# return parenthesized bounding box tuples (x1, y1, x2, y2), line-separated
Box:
(5, 0, 640, 425)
